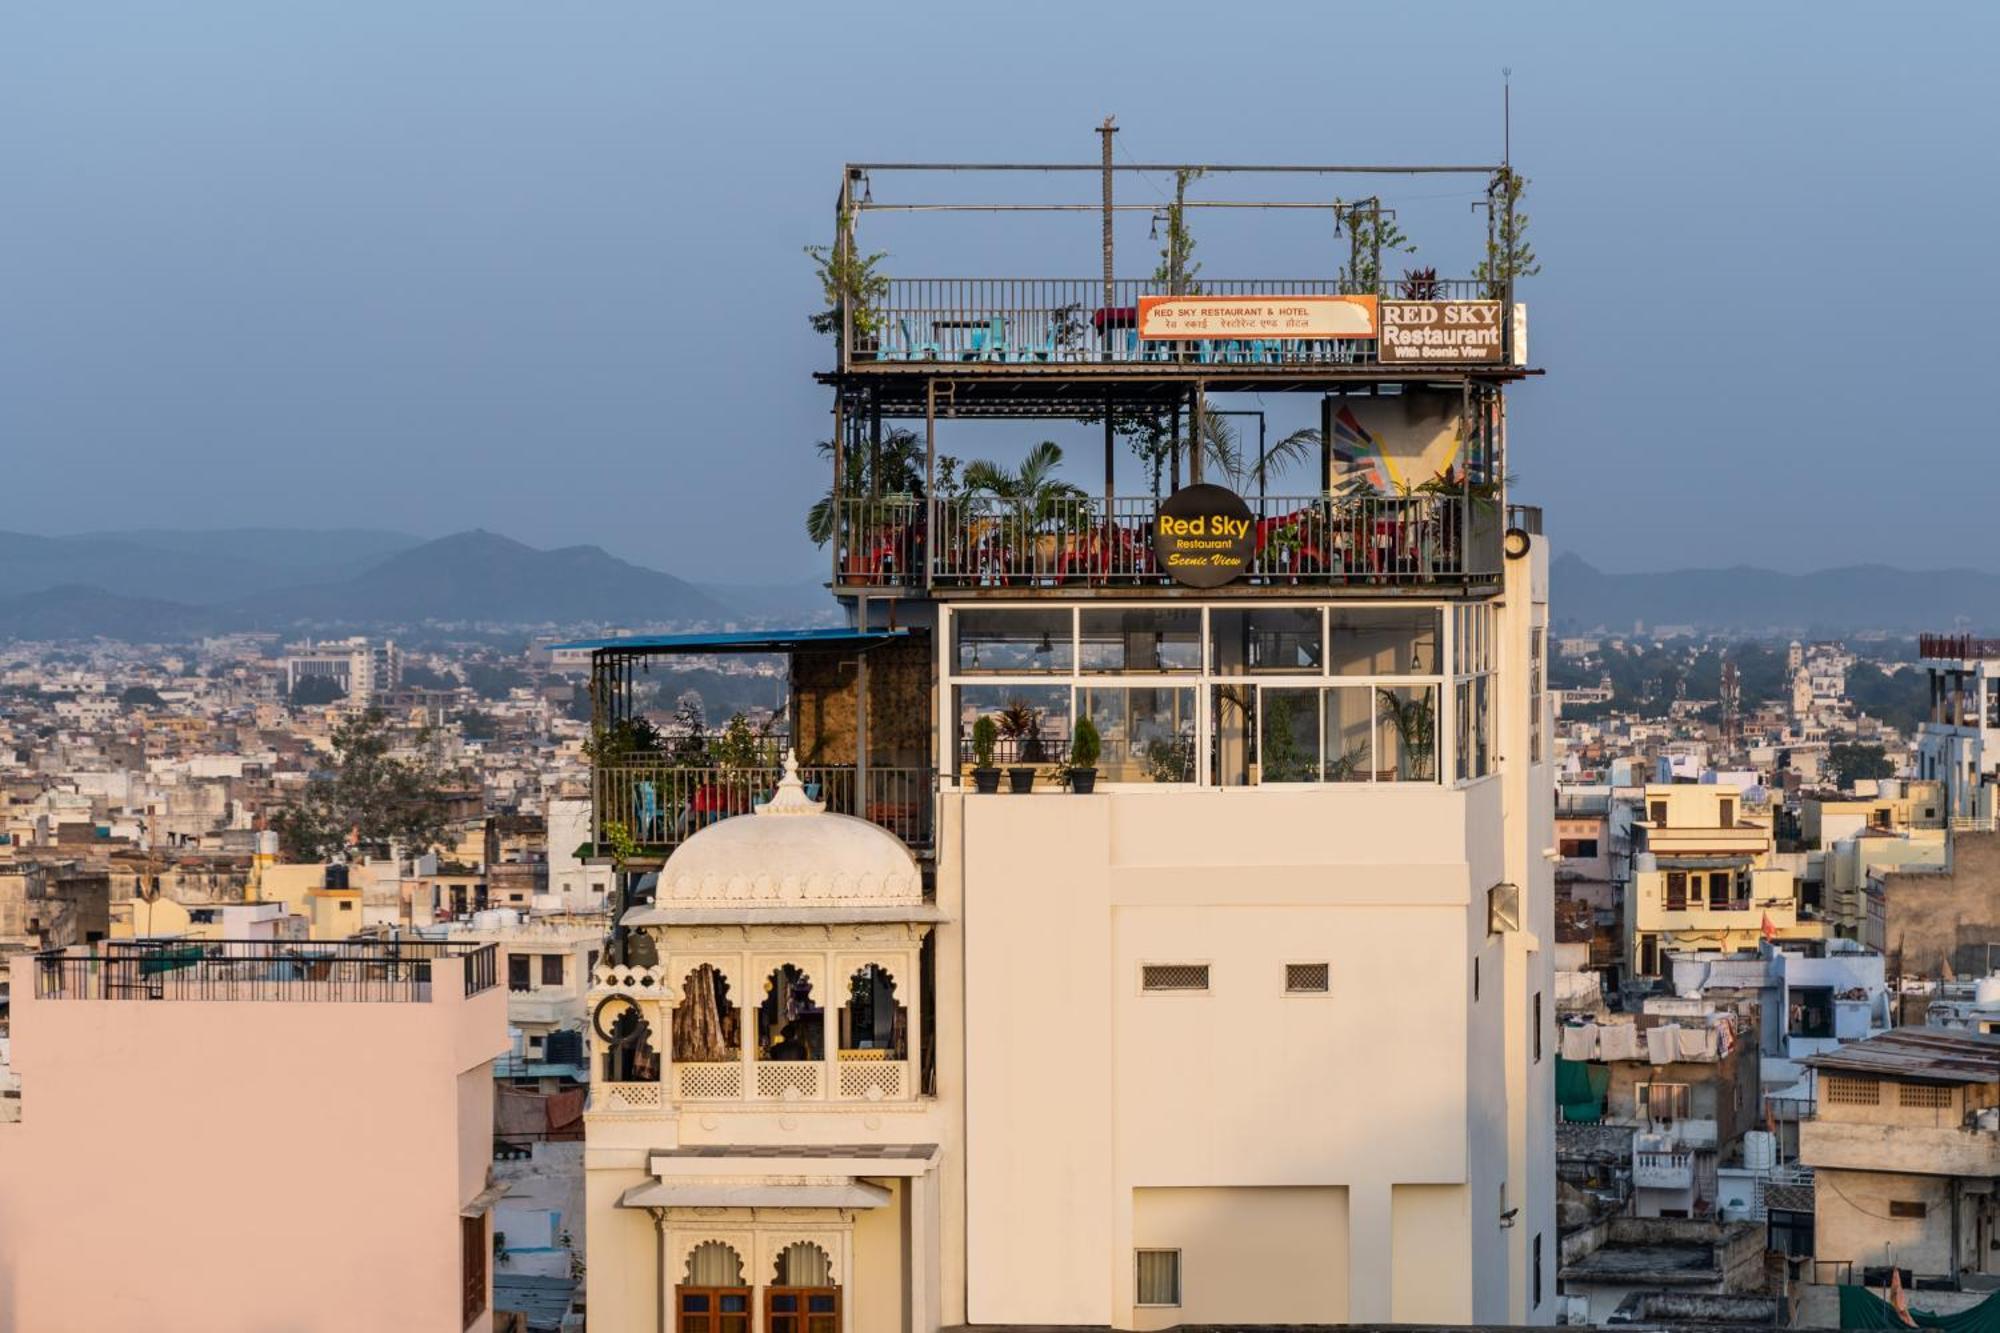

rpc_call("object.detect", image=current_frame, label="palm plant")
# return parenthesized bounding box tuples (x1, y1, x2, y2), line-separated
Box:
(806, 426, 926, 546)
(1377, 688, 1437, 781)
(963, 441, 1087, 570)
(1196, 415, 1323, 495)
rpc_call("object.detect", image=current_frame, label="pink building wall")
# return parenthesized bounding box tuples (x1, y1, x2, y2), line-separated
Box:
(0, 954, 507, 1333)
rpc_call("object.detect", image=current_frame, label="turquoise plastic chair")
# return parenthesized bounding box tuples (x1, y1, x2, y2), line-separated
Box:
(635, 781, 660, 841)
(897, 316, 938, 361)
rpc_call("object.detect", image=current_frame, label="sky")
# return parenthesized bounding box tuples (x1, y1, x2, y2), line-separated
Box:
(4, 3, 1998, 583)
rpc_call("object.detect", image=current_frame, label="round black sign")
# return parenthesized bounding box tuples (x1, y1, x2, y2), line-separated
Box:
(1153, 483, 1256, 588)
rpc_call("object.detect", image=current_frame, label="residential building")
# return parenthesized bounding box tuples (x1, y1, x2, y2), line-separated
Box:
(577, 153, 1554, 1331)
(1800, 1028, 2000, 1289)
(1915, 634, 2000, 823)
(0, 938, 508, 1330)
(1628, 783, 1815, 978)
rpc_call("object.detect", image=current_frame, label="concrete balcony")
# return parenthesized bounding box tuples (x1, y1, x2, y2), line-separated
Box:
(1634, 1150, 1695, 1190)
(1801, 1118, 2000, 1177)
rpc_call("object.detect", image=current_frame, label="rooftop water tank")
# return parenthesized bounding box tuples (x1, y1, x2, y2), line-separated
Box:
(1976, 975, 2000, 1006)
(1743, 1129, 1776, 1171)
(1635, 853, 1658, 874)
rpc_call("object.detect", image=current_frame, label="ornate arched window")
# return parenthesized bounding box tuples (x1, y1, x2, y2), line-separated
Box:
(684, 1240, 745, 1287)
(593, 995, 659, 1083)
(678, 1241, 750, 1333)
(839, 965, 907, 1059)
(671, 964, 739, 1062)
(772, 1240, 835, 1286)
(757, 965, 822, 1061)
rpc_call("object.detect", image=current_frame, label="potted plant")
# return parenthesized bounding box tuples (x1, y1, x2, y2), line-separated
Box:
(1067, 716, 1101, 794)
(997, 699, 1042, 793)
(969, 716, 1001, 794)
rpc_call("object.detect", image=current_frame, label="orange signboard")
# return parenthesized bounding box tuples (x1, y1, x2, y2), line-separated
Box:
(1136, 294, 1378, 341)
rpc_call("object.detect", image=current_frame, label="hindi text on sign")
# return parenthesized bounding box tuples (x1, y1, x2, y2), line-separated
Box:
(1137, 295, 1377, 342)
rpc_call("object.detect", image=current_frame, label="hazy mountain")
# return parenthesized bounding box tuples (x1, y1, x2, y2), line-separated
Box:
(0, 527, 424, 604)
(230, 530, 728, 628)
(1552, 553, 2000, 634)
(0, 585, 219, 642)
(693, 580, 841, 625)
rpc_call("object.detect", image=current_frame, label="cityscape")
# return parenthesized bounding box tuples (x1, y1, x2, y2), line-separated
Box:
(5, 7, 2000, 1333)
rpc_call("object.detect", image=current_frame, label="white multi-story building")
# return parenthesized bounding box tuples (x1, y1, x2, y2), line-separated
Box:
(580, 154, 1554, 1332)
(1915, 634, 2000, 822)
(283, 636, 401, 704)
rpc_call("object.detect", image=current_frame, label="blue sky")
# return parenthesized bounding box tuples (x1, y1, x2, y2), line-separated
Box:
(4, 3, 1996, 582)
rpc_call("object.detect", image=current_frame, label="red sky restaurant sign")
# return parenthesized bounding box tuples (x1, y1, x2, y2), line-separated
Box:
(1137, 294, 1377, 341)
(1378, 299, 1505, 363)
(1153, 484, 1256, 588)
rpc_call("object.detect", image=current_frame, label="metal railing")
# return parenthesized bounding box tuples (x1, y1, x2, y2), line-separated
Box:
(851, 276, 1496, 370)
(835, 492, 1501, 590)
(1507, 503, 1543, 535)
(594, 762, 934, 854)
(33, 939, 500, 1002)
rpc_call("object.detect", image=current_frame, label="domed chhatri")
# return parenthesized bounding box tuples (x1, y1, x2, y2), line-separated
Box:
(657, 751, 922, 905)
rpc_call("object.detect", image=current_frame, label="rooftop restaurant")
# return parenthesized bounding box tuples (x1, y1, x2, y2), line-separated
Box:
(813, 152, 1539, 596)
(567, 151, 1545, 865)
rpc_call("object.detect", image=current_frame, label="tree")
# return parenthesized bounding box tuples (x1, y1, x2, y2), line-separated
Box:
(1829, 743, 1896, 791)
(1475, 169, 1541, 297)
(1152, 168, 1205, 295)
(290, 676, 345, 707)
(120, 685, 165, 709)
(400, 661, 453, 689)
(272, 710, 455, 861)
(806, 210, 890, 354)
(464, 660, 530, 701)
(455, 709, 500, 742)
(806, 425, 928, 546)
(1335, 197, 1413, 294)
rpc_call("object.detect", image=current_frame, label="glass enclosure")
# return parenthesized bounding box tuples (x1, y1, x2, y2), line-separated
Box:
(947, 602, 1496, 788)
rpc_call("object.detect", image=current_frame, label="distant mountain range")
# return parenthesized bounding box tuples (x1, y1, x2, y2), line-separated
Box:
(5, 528, 1991, 641)
(0, 528, 823, 641)
(1551, 553, 2000, 635)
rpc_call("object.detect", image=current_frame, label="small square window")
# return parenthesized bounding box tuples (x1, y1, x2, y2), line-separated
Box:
(1135, 1249, 1181, 1307)
(1890, 1200, 1929, 1220)
(1141, 964, 1209, 993)
(1285, 963, 1330, 994)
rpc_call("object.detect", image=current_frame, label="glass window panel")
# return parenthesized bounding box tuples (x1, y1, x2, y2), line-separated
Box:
(1078, 687, 1197, 783)
(682, 1296, 712, 1312)
(1329, 608, 1441, 676)
(1259, 688, 1322, 783)
(1136, 1250, 1182, 1306)
(807, 1297, 837, 1313)
(953, 608, 1073, 673)
(1375, 684, 1439, 782)
(771, 1296, 799, 1313)
(1455, 681, 1472, 782)
(1210, 607, 1322, 674)
(1324, 686, 1375, 782)
(1079, 608, 1201, 673)
(720, 1297, 749, 1313)
(1474, 675, 1493, 777)
(955, 684, 1070, 773)
(1210, 683, 1256, 787)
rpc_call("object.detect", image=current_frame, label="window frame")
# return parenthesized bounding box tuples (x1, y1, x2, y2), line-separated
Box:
(540, 953, 565, 988)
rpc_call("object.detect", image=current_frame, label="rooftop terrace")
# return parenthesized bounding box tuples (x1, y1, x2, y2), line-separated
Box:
(33, 938, 499, 1002)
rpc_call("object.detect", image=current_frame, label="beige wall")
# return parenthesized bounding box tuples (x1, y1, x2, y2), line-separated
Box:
(1812, 1168, 1958, 1278)
(0, 954, 507, 1333)
(1393, 1183, 1473, 1322)
(1129, 1185, 1349, 1329)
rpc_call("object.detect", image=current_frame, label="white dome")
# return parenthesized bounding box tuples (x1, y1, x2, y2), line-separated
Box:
(658, 752, 922, 906)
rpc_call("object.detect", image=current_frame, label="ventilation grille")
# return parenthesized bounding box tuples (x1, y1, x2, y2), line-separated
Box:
(1285, 963, 1331, 993)
(1141, 964, 1209, 993)
(1899, 1083, 1952, 1109)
